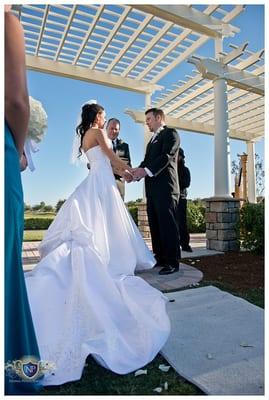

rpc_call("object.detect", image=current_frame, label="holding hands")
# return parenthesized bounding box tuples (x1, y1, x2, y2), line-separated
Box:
(122, 167, 147, 183)
(132, 168, 147, 181)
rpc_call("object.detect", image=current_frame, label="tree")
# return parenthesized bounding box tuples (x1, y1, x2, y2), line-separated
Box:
(43, 205, 54, 212)
(32, 204, 42, 211)
(24, 203, 31, 211)
(31, 201, 46, 212)
(231, 153, 264, 196)
(56, 199, 66, 213)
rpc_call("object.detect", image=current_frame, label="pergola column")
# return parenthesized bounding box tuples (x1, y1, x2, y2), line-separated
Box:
(246, 140, 257, 203)
(213, 77, 231, 198)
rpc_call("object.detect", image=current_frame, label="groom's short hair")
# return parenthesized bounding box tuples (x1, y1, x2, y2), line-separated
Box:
(145, 108, 165, 120)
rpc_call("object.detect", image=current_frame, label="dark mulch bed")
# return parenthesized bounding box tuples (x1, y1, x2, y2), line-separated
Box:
(184, 251, 264, 290)
(183, 251, 264, 308)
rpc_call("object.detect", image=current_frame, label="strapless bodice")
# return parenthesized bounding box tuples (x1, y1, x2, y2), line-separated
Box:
(85, 145, 110, 168)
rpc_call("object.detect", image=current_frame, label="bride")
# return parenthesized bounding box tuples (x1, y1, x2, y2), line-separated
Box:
(25, 102, 171, 386)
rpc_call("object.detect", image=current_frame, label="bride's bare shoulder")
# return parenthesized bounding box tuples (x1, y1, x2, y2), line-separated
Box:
(85, 127, 104, 138)
(82, 128, 100, 150)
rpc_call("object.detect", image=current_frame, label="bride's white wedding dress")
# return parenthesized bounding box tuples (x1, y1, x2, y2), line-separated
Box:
(25, 145, 170, 386)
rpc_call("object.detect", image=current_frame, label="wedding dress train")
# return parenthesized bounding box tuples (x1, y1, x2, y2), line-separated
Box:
(25, 145, 170, 386)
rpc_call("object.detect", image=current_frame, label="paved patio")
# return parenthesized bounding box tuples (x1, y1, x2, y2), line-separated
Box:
(22, 234, 222, 291)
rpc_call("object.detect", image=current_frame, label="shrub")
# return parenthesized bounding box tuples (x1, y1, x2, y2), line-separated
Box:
(24, 218, 54, 230)
(187, 200, 206, 233)
(128, 206, 138, 225)
(239, 202, 264, 254)
(43, 205, 54, 212)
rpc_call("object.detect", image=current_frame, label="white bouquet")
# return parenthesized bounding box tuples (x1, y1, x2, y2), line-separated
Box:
(27, 96, 48, 143)
(24, 96, 48, 171)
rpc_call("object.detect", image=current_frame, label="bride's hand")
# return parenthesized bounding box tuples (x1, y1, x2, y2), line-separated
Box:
(122, 169, 133, 183)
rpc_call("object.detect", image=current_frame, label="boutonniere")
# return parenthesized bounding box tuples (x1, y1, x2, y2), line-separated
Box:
(118, 139, 123, 145)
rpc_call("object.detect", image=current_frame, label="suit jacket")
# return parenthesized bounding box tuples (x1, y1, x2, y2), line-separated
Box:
(113, 138, 132, 180)
(139, 126, 180, 198)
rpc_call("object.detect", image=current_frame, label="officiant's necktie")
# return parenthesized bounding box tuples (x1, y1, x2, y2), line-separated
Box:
(112, 140, 117, 153)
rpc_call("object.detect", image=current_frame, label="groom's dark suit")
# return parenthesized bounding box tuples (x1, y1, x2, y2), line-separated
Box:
(139, 126, 181, 268)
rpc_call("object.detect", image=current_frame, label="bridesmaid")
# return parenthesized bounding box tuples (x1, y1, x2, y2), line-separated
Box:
(4, 6, 42, 394)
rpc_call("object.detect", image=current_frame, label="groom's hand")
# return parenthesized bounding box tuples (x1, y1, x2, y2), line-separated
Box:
(132, 167, 147, 181)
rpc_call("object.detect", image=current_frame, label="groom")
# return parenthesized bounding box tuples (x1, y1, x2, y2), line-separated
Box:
(132, 108, 181, 275)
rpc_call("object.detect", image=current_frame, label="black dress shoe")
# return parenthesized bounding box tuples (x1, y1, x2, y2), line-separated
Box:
(158, 265, 179, 275)
(181, 245, 193, 252)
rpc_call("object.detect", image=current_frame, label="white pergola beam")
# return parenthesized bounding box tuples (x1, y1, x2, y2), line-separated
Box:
(121, 20, 173, 78)
(156, 74, 203, 108)
(198, 97, 264, 124)
(91, 6, 131, 70)
(175, 64, 264, 119)
(26, 55, 162, 94)
(132, 5, 237, 38)
(221, 42, 248, 64)
(125, 109, 254, 141)
(241, 120, 264, 132)
(232, 109, 264, 127)
(72, 5, 105, 65)
(54, 6, 78, 61)
(136, 5, 220, 82)
(105, 14, 153, 73)
(189, 57, 264, 95)
(161, 48, 263, 114)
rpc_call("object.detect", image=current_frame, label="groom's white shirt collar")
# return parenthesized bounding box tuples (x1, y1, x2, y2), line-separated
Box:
(150, 124, 165, 142)
(155, 124, 165, 135)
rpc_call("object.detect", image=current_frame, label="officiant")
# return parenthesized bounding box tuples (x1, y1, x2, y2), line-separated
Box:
(107, 118, 132, 200)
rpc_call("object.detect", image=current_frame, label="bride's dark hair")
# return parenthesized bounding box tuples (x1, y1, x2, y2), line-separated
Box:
(76, 103, 104, 157)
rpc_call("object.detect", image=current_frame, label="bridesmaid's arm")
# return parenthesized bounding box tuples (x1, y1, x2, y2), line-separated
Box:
(96, 129, 132, 176)
(5, 12, 29, 156)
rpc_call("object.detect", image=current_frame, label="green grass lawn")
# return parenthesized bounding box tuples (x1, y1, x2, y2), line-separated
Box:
(23, 230, 45, 241)
(24, 212, 56, 219)
(41, 354, 202, 396)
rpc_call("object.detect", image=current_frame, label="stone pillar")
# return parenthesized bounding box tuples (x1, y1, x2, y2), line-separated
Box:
(205, 197, 240, 252)
(137, 202, 151, 240)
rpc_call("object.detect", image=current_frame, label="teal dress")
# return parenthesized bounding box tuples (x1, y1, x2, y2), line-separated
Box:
(5, 123, 43, 394)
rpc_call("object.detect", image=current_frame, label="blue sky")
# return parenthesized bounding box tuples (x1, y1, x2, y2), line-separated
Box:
(21, 4, 264, 206)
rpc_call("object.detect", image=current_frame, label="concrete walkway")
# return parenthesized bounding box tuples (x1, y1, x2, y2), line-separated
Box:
(22, 234, 221, 291)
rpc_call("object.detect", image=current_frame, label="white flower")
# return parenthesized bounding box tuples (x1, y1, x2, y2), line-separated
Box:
(153, 387, 162, 393)
(27, 96, 47, 143)
(158, 364, 171, 372)
(134, 369, 147, 376)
